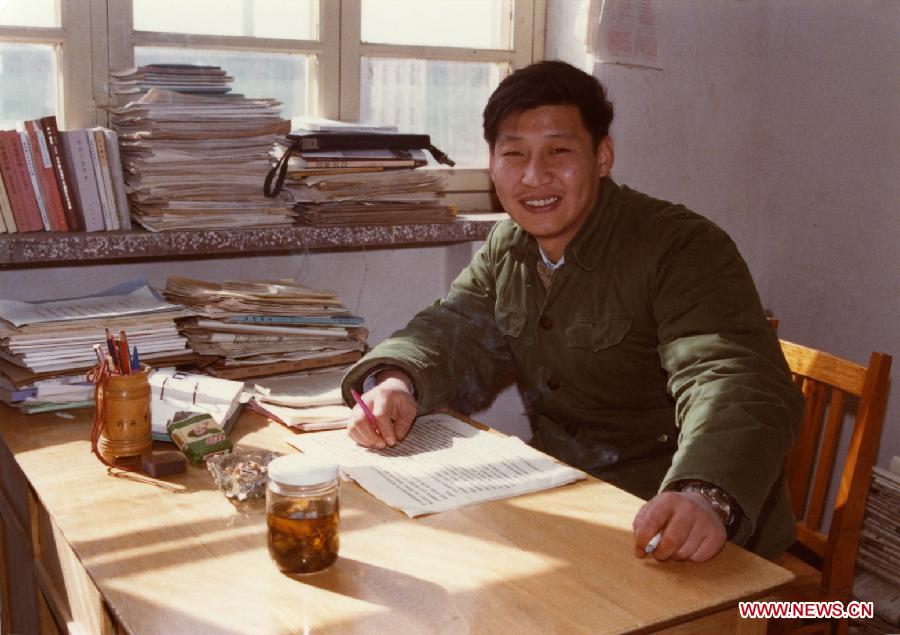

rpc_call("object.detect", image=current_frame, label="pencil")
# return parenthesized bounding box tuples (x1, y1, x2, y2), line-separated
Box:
(119, 329, 131, 374)
(350, 389, 383, 442)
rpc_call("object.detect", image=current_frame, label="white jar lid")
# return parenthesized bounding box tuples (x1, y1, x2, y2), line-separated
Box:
(268, 453, 339, 487)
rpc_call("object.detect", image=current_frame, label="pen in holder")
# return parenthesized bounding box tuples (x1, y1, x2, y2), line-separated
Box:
(90, 362, 153, 466)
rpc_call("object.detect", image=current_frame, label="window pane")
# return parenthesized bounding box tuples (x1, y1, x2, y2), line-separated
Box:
(0, 43, 57, 129)
(360, 58, 506, 168)
(135, 47, 316, 119)
(133, 0, 317, 40)
(362, 0, 511, 49)
(0, 0, 57, 28)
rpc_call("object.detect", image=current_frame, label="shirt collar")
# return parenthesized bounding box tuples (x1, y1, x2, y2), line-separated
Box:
(538, 246, 565, 271)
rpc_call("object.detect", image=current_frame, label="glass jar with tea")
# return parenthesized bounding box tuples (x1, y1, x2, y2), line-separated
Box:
(266, 454, 340, 574)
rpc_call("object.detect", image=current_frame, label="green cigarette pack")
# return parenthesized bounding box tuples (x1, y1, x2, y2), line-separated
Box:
(167, 411, 233, 465)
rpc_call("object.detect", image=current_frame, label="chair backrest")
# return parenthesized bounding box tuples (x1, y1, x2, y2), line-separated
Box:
(780, 340, 892, 597)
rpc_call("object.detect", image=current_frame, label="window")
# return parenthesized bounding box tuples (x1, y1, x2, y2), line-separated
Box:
(0, 0, 92, 130)
(1, 0, 544, 169)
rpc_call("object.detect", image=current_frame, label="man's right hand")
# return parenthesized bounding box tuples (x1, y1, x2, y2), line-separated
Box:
(347, 369, 418, 449)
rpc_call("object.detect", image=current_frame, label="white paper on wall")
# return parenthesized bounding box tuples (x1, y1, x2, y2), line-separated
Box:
(590, 0, 661, 70)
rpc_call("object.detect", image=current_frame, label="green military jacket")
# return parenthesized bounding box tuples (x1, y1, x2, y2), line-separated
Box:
(343, 177, 804, 557)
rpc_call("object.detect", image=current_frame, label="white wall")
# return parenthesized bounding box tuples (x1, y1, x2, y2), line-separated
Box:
(546, 0, 899, 468)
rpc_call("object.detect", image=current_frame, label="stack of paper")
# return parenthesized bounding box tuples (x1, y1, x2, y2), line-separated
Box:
(108, 84, 295, 231)
(163, 276, 367, 380)
(246, 366, 351, 431)
(275, 118, 455, 227)
(0, 285, 195, 409)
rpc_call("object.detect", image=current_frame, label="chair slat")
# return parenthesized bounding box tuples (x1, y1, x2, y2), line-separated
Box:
(780, 340, 867, 395)
(805, 389, 846, 529)
(787, 379, 826, 518)
(795, 523, 827, 558)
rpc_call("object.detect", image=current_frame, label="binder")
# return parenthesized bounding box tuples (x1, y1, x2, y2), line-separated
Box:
(264, 131, 454, 197)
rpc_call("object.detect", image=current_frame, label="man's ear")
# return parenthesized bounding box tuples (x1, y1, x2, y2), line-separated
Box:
(597, 136, 614, 177)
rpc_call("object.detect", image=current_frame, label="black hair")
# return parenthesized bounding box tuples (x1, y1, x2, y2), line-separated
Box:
(482, 60, 614, 149)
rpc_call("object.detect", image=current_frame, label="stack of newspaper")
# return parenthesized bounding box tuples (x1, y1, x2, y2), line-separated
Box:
(275, 117, 455, 226)
(108, 83, 295, 231)
(853, 463, 900, 630)
(0, 284, 194, 412)
(163, 276, 367, 380)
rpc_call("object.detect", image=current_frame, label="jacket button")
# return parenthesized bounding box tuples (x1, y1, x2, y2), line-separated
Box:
(657, 434, 669, 443)
(547, 377, 560, 391)
(539, 316, 553, 329)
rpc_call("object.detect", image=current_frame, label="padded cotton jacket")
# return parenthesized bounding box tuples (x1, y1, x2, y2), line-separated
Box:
(343, 177, 804, 557)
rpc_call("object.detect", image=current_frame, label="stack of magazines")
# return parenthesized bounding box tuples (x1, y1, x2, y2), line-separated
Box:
(110, 64, 233, 101)
(108, 79, 295, 231)
(0, 284, 194, 413)
(163, 276, 368, 380)
(274, 117, 455, 226)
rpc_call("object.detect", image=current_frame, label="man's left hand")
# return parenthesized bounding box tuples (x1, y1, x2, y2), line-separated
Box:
(632, 491, 727, 562)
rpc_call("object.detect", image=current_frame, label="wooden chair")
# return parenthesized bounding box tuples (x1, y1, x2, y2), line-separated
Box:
(771, 340, 892, 634)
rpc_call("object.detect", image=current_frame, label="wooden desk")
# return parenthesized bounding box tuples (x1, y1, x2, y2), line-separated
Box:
(0, 405, 791, 634)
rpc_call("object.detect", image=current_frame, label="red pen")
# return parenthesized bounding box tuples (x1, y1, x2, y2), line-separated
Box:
(350, 389, 385, 445)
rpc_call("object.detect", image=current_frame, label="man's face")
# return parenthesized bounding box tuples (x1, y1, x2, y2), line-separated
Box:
(489, 104, 613, 261)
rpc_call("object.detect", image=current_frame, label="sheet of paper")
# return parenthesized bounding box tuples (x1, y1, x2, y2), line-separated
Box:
(592, 0, 660, 69)
(0, 286, 181, 327)
(288, 413, 585, 517)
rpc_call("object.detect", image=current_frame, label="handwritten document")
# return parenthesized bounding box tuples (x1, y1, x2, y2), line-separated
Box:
(288, 413, 585, 517)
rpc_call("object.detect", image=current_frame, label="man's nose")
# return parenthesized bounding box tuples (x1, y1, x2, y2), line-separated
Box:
(521, 154, 551, 186)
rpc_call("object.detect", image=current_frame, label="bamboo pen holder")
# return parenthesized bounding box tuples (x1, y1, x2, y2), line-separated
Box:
(95, 365, 152, 463)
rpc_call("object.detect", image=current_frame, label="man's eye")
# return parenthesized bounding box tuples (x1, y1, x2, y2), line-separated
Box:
(502, 150, 522, 157)
(551, 147, 571, 154)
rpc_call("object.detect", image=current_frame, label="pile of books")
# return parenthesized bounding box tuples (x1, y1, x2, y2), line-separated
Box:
(0, 116, 130, 233)
(0, 284, 195, 413)
(108, 79, 295, 231)
(110, 64, 233, 102)
(163, 275, 368, 380)
(274, 117, 456, 227)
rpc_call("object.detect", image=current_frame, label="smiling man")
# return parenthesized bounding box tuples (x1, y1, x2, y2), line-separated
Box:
(341, 60, 803, 563)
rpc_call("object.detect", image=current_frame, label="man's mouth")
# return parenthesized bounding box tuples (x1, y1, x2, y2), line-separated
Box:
(522, 196, 560, 210)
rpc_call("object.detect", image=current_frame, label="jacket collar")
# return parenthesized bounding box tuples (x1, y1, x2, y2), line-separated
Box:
(508, 176, 621, 272)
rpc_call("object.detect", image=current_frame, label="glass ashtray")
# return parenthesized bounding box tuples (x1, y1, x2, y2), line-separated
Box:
(207, 449, 280, 501)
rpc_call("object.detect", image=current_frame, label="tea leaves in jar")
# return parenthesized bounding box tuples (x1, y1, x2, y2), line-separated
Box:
(267, 498, 339, 573)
